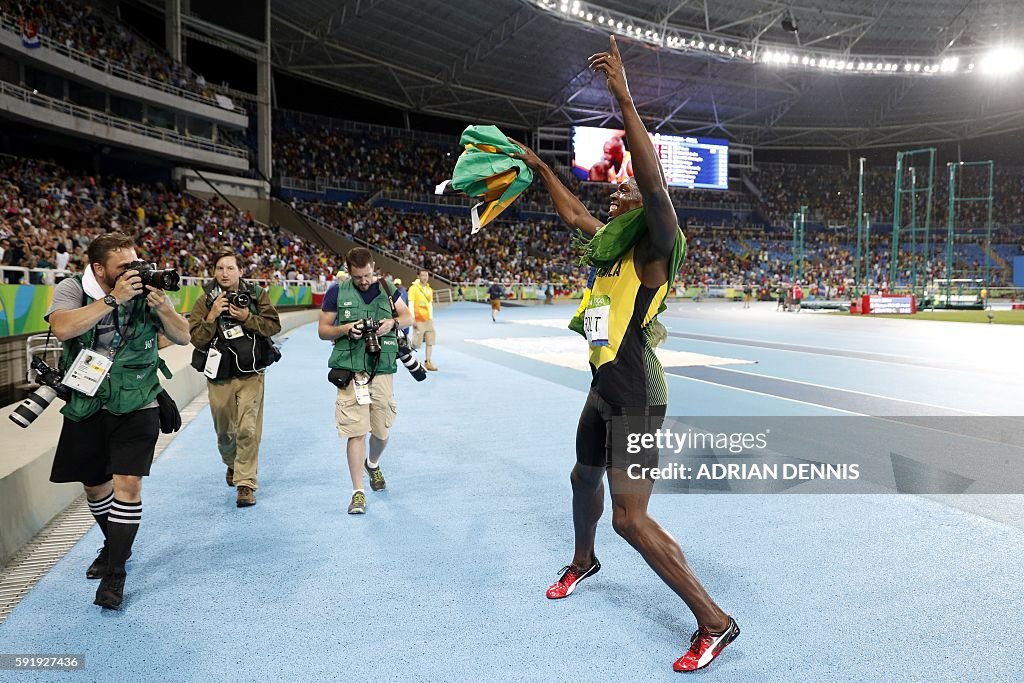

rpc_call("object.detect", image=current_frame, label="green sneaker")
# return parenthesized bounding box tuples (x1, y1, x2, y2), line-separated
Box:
(348, 491, 366, 514)
(365, 461, 387, 492)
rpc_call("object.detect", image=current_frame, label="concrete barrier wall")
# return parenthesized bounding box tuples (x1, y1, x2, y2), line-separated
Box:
(0, 310, 319, 566)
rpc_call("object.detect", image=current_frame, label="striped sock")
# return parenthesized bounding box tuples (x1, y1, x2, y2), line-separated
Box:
(106, 499, 142, 572)
(87, 491, 114, 539)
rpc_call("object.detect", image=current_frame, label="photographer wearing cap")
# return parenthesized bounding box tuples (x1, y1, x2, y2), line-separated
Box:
(46, 233, 190, 610)
(318, 247, 413, 515)
(189, 251, 281, 508)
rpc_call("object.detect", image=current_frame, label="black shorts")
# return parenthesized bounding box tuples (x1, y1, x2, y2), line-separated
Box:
(50, 408, 160, 486)
(575, 389, 666, 470)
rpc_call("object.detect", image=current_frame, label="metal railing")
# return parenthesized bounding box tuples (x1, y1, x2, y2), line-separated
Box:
(0, 81, 249, 160)
(0, 266, 72, 285)
(0, 12, 246, 116)
(275, 108, 460, 146)
(178, 276, 314, 290)
(295, 209, 453, 285)
(277, 176, 378, 195)
(377, 190, 475, 207)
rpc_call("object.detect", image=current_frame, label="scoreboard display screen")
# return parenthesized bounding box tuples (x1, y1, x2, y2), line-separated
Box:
(572, 126, 729, 190)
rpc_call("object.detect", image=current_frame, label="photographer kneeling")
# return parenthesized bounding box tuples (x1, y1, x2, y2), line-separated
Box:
(189, 251, 281, 508)
(318, 247, 413, 515)
(46, 233, 191, 610)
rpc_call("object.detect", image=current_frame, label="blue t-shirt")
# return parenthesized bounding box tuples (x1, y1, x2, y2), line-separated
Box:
(321, 282, 401, 314)
(488, 285, 504, 301)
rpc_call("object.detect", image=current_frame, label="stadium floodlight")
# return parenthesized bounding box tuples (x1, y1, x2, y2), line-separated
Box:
(531, 0, 1000, 75)
(978, 47, 1024, 75)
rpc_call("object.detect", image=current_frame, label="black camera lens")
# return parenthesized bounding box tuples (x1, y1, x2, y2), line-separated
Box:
(227, 292, 250, 308)
(124, 260, 180, 292)
(156, 269, 181, 291)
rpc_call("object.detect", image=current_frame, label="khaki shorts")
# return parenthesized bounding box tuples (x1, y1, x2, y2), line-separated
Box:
(490, 299, 501, 311)
(412, 319, 436, 347)
(335, 372, 396, 439)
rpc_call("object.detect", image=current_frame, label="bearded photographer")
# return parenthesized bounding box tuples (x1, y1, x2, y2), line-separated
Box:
(318, 247, 413, 515)
(46, 233, 190, 610)
(189, 251, 281, 508)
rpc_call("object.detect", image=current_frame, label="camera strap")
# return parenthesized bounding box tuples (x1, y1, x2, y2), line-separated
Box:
(79, 280, 136, 361)
(379, 278, 401, 321)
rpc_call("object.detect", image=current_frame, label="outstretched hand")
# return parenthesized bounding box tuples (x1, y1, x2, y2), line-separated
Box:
(506, 137, 544, 170)
(589, 35, 629, 101)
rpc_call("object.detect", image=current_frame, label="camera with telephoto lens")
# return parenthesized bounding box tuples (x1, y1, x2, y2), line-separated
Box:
(124, 260, 180, 292)
(356, 318, 382, 355)
(224, 291, 251, 309)
(396, 330, 427, 382)
(9, 356, 72, 428)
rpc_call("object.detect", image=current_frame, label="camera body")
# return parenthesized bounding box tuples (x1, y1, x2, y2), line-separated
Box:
(356, 318, 382, 355)
(224, 291, 251, 309)
(9, 357, 71, 428)
(33, 356, 71, 400)
(125, 260, 180, 292)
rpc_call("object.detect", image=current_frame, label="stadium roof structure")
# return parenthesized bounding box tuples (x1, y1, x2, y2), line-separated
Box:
(270, 0, 1024, 149)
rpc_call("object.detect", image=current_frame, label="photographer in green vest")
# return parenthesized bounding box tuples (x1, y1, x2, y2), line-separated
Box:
(46, 233, 190, 610)
(318, 247, 413, 515)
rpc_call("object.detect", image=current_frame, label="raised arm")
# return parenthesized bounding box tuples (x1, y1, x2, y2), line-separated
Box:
(507, 137, 603, 237)
(589, 36, 678, 259)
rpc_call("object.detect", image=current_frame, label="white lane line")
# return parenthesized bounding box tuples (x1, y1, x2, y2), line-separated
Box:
(664, 371, 863, 415)
(702, 365, 987, 416)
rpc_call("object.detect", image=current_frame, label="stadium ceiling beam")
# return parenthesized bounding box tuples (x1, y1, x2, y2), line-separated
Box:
(285, 0, 390, 67)
(865, 79, 919, 132)
(651, 98, 692, 132)
(181, 28, 258, 60)
(434, 4, 538, 86)
(964, 110, 1024, 139)
(271, 15, 572, 115)
(277, 69, 417, 112)
(711, 8, 783, 34)
(750, 74, 824, 139)
(798, 19, 876, 49)
(288, 63, 379, 71)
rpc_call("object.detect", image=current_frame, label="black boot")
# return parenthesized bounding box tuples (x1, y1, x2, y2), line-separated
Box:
(94, 569, 127, 609)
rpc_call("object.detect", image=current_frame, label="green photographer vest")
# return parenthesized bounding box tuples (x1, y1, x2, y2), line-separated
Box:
(327, 279, 398, 374)
(60, 276, 171, 422)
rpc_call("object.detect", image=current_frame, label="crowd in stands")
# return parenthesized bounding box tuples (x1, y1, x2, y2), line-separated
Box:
(273, 114, 460, 194)
(0, 156, 340, 285)
(296, 201, 583, 285)
(0, 0, 218, 100)
(7, 104, 1024, 295)
(750, 162, 1024, 230)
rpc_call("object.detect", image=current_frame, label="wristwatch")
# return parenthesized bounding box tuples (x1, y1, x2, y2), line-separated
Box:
(103, 295, 118, 308)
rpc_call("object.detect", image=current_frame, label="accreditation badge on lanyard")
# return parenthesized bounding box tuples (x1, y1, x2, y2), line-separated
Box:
(62, 303, 127, 396)
(354, 373, 372, 405)
(584, 294, 611, 347)
(62, 349, 112, 396)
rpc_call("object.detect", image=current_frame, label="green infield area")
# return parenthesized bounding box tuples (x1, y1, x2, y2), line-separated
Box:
(868, 309, 1024, 324)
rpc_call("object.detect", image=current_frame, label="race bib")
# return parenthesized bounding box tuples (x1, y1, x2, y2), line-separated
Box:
(204, 347, 223, 378)
(584, 295, 611, 346)
(354, 373, 371, 405)
(62, 349, 112, 397)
